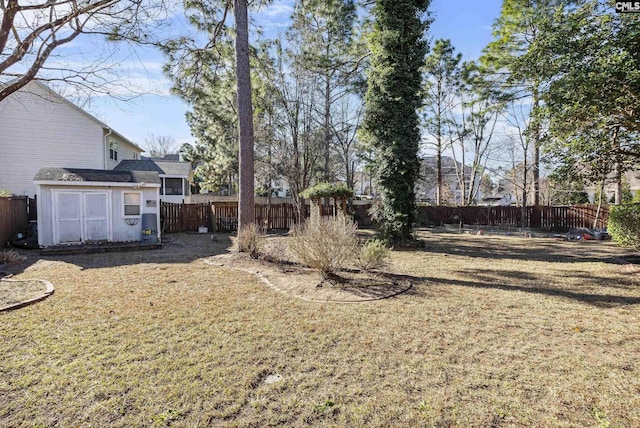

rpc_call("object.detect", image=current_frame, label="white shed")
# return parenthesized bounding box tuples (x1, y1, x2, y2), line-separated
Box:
(34, 168, 161, 247)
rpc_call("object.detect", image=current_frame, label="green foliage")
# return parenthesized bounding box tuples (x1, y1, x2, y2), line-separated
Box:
(632, 190, 640, 204)
(299, 183, 354, 200)
(0, 189, 11, 197)
(357, 239, 390, 272)
(288, 216, 358, 278)
(359, 0, 431, 244)
(608, 204, 640, 250)
(152, 409, 183, 426)
(569, 191, 589, 205)
(369, 202, 412, 244)
(314, 399, 336, 413)
(529, 2, 640, 184)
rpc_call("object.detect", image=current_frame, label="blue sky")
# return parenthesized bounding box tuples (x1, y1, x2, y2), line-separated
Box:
(89, 0, 503, 152)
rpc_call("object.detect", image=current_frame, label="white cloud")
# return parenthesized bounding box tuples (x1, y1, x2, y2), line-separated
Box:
(256, 2, 294, 18)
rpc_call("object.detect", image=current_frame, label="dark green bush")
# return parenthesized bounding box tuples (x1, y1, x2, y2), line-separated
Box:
(608, 203, 640, 249)
(300, 183, 354, 200)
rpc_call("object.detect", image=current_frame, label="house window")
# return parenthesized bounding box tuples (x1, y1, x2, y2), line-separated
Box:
(123, 192, 141, 217)
(164, 178, 183, 195)
(109, 141, 118, 161)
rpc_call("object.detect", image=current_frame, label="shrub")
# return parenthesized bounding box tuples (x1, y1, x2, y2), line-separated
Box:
(608, 203, 640, 249)
(288, 216, 358, 278)
(0, 249, 26, 264)
(299, 183, 354, 200)
(262, 237, 288, 267)
(237, 223, 264, 259)
(357, 239, 390, 272)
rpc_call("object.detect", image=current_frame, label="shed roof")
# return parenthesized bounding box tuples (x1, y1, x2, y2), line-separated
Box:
(34, 167, 160, 184)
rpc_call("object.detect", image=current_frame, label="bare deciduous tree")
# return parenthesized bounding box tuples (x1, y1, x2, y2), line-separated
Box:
(144, 134, 178, 157)
(0, 0, 169, 101)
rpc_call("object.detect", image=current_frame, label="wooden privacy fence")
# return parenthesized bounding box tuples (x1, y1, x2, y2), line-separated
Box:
(419, 204, 609, 229)
(0, 196, 29, 249)
(161, 202, 301, 233)
(161, 201, 610, 233)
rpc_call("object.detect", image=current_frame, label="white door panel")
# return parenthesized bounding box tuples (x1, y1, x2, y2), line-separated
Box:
(56, 193, 82, 243)
(84, 193, 109, 241)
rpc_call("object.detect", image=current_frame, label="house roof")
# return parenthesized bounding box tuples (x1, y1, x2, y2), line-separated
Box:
(148, 154, 181, 161)
(3, 80, 143, 153)
(34, 167, 160, 184)
(114, 159, 192, 177)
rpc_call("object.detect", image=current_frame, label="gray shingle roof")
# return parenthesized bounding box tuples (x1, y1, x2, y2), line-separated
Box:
(34, 168, 160, 184)
(115, 160, 192, 177)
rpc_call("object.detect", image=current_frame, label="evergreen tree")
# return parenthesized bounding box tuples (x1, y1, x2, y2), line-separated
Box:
(528, 1, 640, 204)
(360, 0, 431, 244)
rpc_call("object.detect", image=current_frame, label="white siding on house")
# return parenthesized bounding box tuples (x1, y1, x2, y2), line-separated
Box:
(105, 133, 142, 170)
(0, 83, 104, 196)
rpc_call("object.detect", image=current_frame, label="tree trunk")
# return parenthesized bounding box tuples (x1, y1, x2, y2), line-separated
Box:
(436, 146, 442, 205)
(324, 74, 332, 182)
(594, 180, 605, 229)
(532, 85, 541, 206)
(234, 0, 255, 231)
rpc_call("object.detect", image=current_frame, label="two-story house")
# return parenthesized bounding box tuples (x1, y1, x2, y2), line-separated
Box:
(0, 81, 144, 197)
(0, 81, 166, 247)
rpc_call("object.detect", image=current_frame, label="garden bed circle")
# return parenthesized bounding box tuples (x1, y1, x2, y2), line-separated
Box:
(204, 255, 413, 303)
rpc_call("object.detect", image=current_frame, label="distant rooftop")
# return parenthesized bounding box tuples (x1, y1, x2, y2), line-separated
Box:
(114, 159, 192, 177)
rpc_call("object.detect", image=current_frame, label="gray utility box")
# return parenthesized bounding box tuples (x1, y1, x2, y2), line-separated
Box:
(141, 213, 158, 244)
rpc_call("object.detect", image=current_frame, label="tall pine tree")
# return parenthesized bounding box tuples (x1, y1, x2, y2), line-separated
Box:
(360, 0, 431, 244)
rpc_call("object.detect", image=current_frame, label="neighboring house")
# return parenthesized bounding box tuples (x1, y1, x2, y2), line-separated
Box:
(478, 194, 513, 206)
(585, 169, 640, 204)
(416, 156, 483, 205)
(114, 158, 193, 204)
(0, 81, 143, 197)
(34, 168, 161, 247)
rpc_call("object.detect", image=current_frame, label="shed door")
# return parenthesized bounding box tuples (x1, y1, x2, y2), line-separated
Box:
(56, 193, 83, 243)
(84, 192, 109, 241)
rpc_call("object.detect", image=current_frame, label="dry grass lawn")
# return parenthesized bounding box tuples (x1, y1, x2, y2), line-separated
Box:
(1, 231, 640, 427)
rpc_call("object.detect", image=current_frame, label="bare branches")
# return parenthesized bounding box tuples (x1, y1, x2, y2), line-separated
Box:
(144, 134, 178, 157)
(0, 0, 172, 101)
